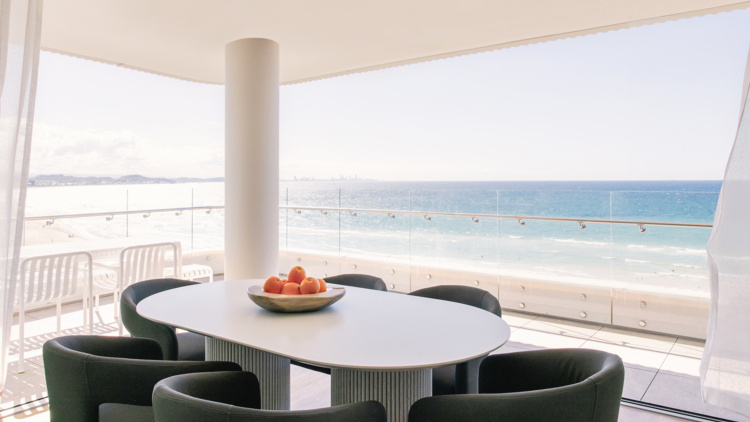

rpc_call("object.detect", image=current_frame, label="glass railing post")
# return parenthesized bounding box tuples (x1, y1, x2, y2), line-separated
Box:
(191, 188, 194, 253)
(409, 189, 412, 292)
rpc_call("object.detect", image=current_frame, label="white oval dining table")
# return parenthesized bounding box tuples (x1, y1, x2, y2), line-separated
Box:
(137, 279, 510, 422)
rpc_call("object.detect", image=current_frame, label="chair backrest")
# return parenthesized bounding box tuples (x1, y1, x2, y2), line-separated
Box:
(121, 278, 199, 360)
(408, 285, 501, 317)
(153, 371, 387, 422)
(408, 349, 624, 422)
(43, 335, 241, 422)
(119, 242, 181, 291)
(324, 274, 387, 291)
(17, 251, 93, 306)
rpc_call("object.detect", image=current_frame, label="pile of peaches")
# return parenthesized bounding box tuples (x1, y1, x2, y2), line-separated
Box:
(263, 266, 327, 295)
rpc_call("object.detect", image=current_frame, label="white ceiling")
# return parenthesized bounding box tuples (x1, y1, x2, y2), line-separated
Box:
(41, 0, 750, 85)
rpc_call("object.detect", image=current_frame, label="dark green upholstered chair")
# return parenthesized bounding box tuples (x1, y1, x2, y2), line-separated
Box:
(153, 371, 387, 422)
(323, 274, 387, 291)
(120, 278, 205, 361)
(43, 335, 242, 422)
(408, 285, 502, 396)
(291, 273, 387, 374)
(408, 349, 625, 422)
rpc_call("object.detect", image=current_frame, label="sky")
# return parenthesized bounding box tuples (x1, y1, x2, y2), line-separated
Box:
(30, 9, 750, 181)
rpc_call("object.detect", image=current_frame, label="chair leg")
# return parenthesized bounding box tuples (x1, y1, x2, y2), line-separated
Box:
(116, 289, 123, 336)
(82, 282, 89, 334)
(114, 290, 119, 319)
(95, 292, 100, 313)
(56, 298, 62, 337)
(18, 307, 25, 374)
(82, 294, 88, 334)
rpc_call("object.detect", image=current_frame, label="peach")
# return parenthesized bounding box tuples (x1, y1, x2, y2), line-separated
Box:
(281, 279, 288, 284)
(317, 278, 327, 293)
(300, 277, 320, 295)
(263, 276, 285, 294)
(288, 266, 306, 284)
(281, 282, 301, 295)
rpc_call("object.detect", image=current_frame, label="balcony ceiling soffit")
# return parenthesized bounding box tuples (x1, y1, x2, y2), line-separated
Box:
(41, 0, 750, 85)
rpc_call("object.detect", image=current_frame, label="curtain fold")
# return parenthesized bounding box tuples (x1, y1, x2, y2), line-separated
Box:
(701, 44, 750, 416)
(0, 0, 42, 392)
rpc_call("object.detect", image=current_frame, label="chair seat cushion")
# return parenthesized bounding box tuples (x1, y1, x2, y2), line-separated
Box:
(432, 364, 456, 396)
(177, 331, 206, 361)
(99, 404, 155, 422)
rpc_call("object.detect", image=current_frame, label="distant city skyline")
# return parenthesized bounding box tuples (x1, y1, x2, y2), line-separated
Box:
(30, 10, 750, 181)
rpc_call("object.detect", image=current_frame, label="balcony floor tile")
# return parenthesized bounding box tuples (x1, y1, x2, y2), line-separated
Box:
(500, 310, 536, 332)
(642, 373, 750, 422)
(590, 327, 677, 353)
(580, 339, 668, 372)
(622, 367, 656, 401)
(669, 338, 704, 359)
(658, 354, 701, 379)
(522, 316, 602, 339)
(508, 327, 588, 350)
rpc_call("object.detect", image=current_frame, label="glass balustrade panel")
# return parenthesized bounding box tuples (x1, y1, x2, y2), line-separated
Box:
(23, 184, 130, 246)
(409, 189, 499, 296)
(284, 186, 340, 279)
(339, 188, 410, 292)
(187, 182, 225, 272)
(609, 190, 716, 290)
(126, 185, 194, 258)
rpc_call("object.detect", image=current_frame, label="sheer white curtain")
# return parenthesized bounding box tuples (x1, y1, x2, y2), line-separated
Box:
(701, 45, 750, 417)
(0, 0, 43, 392)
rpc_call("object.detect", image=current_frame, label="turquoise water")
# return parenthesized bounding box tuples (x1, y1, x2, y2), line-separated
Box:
(24, 181, 720, 290)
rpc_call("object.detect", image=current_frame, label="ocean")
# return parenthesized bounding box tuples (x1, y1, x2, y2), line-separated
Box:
(24, 180, 720, 292)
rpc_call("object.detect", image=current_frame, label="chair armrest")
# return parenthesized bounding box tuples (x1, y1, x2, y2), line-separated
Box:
(408, 386, 597, 422)
(86, 358, 242, 407)
(121, 287, 179, 360)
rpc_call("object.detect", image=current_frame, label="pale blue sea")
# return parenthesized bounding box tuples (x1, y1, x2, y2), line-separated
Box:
(24, 180, 720, 291)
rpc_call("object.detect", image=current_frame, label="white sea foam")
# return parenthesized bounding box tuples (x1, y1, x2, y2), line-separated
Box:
(625, 259, 649, 263)
(508, 236, 523, 239)
(673, 263, 701, 269)
(552, 238, 608, 245)
(628, 244, 647, 249)
(674, 248, 706, 256)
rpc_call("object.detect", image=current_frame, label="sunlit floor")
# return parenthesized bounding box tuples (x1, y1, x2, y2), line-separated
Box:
(0, 279, 742, 422)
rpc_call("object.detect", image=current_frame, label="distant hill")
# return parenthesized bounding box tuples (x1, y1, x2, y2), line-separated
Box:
(28, 174, 224, 187)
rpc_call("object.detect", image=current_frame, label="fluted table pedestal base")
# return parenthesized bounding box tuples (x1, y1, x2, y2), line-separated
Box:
(331, 368, 432, 422)
(206, 337, 290, 410)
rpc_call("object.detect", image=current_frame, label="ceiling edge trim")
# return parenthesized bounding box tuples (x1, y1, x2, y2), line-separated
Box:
(40, 47, 222, 85)
(281, 0, 750, 86)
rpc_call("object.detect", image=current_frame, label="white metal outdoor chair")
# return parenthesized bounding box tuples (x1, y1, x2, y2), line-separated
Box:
(15, 252, 95, 373)
(113, 242, 180, 336)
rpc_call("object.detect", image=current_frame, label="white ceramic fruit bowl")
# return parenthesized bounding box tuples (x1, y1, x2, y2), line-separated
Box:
(247, 285, 346, 313)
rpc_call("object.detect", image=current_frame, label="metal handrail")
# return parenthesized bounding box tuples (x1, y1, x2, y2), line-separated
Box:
(24, 205, 713, 229)
(24, 206, 219, 222)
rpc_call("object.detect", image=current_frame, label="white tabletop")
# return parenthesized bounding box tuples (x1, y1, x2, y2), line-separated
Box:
(138, 279, 511, 370)
(20, 237, 172, 258)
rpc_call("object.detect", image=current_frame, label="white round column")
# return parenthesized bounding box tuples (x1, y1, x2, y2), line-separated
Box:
(225, 38, 279, 280)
